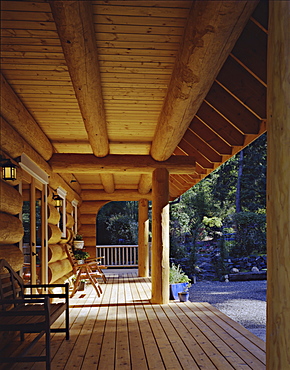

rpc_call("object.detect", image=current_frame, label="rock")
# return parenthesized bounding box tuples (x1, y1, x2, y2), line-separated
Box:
(252, 266, 259, 272)
(230, 268, 239, 273)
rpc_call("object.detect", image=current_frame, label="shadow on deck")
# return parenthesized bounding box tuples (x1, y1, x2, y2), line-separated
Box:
(1, 270, 266, 369)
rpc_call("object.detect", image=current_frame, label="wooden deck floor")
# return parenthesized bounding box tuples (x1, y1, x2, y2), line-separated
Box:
(2, 271, 266, 369)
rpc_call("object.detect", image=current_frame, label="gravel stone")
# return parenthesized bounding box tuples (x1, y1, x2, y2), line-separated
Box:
(188, 280, 266, 341)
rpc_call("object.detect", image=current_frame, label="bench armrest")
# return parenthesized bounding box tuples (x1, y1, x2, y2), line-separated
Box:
(23, 283, 69, 300)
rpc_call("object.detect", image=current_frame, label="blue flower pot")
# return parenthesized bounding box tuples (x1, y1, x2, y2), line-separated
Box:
(170, 282, 188, 300)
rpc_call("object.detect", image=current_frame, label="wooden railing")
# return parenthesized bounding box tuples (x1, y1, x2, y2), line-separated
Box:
(96, 245, 138, 267)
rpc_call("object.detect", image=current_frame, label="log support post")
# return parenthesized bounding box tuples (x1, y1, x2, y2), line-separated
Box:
(267, 2, 290, 369)
(151, 168, 169, 304)
(138, 199, 149, 277)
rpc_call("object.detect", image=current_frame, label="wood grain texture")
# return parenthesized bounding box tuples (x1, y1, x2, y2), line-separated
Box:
(151, 0, 259, 161)
(49, 154, 196, 174)
(49, 1, 109, 157)
(0, 73, 54, 160)
(151, 168, 169, 304)
(266, 2, 290, 369)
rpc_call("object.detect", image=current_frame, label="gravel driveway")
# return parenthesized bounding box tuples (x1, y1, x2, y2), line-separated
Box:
(188, 279, 267, 341)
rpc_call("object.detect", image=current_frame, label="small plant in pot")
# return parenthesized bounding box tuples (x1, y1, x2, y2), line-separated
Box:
(178, 283, 191, 302)
(169, 263, 191, 300)
(73, 234, 84, 249)
(74, 250, 90, 264)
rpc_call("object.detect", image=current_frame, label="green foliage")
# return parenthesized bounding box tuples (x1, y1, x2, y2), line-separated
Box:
(229, 212, 266, 257)
(74, 234, 83, 240)
(202, 216, 222, 228)
(106, 213, 138, 244)
(97, 201, 138, 244)
(74, 250, 90, 260)
(169, 263, 191, 284)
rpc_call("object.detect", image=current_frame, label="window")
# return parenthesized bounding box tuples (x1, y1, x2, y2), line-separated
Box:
(57, 187, 67, 238)
(72, 199, 79, 235)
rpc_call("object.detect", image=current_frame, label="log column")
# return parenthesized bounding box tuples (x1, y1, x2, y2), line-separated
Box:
(138, 199, 149, 277)
(151, 168, 169, 304)
(267, 2, 290, 369)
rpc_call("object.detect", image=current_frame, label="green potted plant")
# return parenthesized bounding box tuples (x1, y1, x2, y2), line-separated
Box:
(73, 234, 84, 249)
(73, 250, 90, 264)
(169, 263, 191, 300)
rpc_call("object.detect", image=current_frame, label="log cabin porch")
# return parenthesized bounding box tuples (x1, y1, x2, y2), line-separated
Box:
(0, 1, 289, 368)
(1, 270, 266, 370)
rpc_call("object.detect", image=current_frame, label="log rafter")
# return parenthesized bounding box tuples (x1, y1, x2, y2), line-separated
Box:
(150, 0, 259, 162)
(49, 154, 196, 175)
(49, 0, 109, 157)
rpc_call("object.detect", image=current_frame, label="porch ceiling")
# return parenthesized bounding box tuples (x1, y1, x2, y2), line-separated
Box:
(0, 1, 267, 200)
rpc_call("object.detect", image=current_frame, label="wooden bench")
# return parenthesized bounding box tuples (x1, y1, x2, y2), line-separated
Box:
(0, 258, 69, 370)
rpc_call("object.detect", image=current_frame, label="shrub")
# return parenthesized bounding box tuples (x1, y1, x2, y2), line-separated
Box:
(169, 263, 191, 284)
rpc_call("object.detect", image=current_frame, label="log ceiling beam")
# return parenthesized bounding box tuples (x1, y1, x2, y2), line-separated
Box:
(49, 1, 109, 157)
(0, 74, 54, 161)
(138, 174, 152, 195)
(82, 190, 152, 202)
(100, 174, 115, 194)
(150, 0, 259, 161)
(49, 154, 196, 175)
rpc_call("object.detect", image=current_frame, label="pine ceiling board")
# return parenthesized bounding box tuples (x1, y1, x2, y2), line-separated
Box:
(110, 142, 151, 155)
(97, 41, 180, 51)
(196, 102, 245, 147)
(1, 1, 51, 12)
(96, 32, 181, 43)
(53, 143, 93, 154)
(1, 20, 57, 31)
(231, 20, 267, 84)
(114, 173, 140, 185)
(189, 117, 232, 156)
(0, 37, 62, 46)
(1, 10, 54, 22)
(216, 56, 266, 120)
(102, 74, 170, 82)
(2, 70, 71, 79)
(94, 14, 186, 27)
(1, 29, 59, 38)
(100, 64, 173, 73)
(74, 174, 102, 184)
(205, 82, 261, 135)
(92, 3, 191, 17)
(1, 44, 63, 54)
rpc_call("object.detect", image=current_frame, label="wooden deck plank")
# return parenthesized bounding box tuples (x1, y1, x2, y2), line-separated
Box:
(186, 302, 265, 369)
(172, 304, 254, 370)
(1, 272, 266, 370)
(159, 304, 215, 370)
(129, 276, 165, 370)
(115, 276, 131, 369)
(81, 278, 115, 369)
(191, 302, 266, 365)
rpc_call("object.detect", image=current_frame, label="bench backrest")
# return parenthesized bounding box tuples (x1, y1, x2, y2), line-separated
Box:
(0, 259, 24, 310)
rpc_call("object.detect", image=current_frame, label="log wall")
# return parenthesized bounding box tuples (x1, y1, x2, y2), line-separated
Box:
(0, 179, 24, 272)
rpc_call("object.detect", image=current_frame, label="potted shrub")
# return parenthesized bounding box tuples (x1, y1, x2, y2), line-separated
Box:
(73, 234, 84, 249)
(169, 263, 191, 300)
(73, 250, 90, 264)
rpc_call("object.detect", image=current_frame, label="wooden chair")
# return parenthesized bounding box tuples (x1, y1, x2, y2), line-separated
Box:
(65, 244, 103, 298)
(86, 256, 107, 283)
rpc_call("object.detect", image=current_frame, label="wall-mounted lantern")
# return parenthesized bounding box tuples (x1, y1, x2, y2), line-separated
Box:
(53, 193, 63, 207)
(0, 156, 17, 181)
